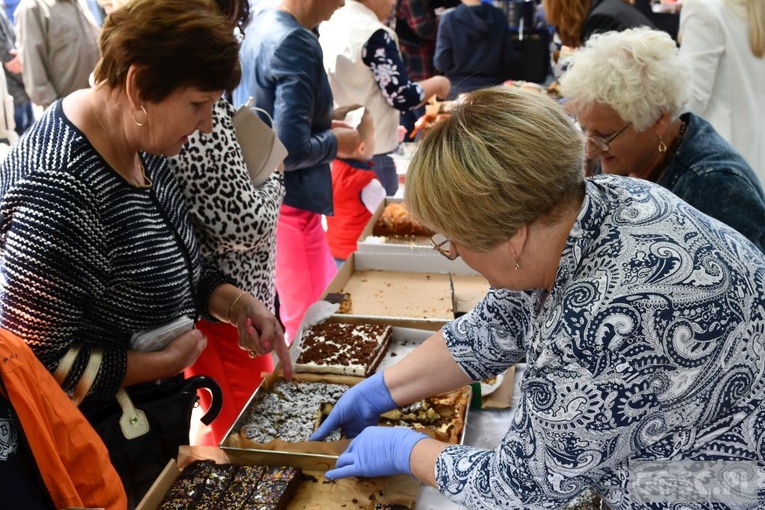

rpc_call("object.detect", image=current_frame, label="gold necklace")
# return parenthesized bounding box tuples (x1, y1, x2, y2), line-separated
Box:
(89, 92, 152, 189)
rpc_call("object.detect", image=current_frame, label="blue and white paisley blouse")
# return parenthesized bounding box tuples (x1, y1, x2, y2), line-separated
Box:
(438, 176, 765, 509)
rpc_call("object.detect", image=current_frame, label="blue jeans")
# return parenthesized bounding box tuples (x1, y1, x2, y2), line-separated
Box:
(371, 153, 398, 197)
(14, 101, 33, 136)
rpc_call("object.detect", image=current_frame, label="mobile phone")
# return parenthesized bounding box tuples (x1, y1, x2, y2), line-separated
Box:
(130, 316, 194, 352)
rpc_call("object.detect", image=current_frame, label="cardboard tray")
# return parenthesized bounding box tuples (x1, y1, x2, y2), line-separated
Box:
(357, 197, 433, 254)
(137, 447, 421, 510)
(324, 251, 488, 330)
(221, 327, 471, 470)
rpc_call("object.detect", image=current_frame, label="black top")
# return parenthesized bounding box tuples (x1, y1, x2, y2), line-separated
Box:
(581, 0, 655, 44)
(0, 101, 231, 403)
(0, 392, 54, 509)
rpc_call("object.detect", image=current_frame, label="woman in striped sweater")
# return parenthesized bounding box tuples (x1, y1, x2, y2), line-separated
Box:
(0, 0, 291, 482)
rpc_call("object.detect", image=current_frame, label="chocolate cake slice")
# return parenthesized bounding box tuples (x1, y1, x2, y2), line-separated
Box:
(246, 466, 302, 509)
(295, 322, 393, 377)
(159, 461, 301, 510)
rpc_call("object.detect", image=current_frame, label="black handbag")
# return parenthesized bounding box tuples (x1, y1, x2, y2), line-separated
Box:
(54, 344, 222, 509)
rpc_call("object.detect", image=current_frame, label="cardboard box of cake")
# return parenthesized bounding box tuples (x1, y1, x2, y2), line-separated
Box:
(222, 320, 469, 459)
(322, 251, 490, 331)
(137, 446, 420, 510)
(357, 199, 434, 254)
(223, 371, 470, 458)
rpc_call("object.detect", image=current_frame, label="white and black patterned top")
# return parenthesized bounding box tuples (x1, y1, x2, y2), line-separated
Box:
(169, 99, 284, 311)
(438, 176, 765, 509)
(0, 101, 231, 402)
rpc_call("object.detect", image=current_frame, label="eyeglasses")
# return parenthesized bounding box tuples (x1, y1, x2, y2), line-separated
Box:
(430, 234, 459, 260)
(586, 122, 631, 153)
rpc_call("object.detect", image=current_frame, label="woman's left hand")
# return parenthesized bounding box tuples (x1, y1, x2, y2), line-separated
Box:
(230, 293, 292, 379)
(325, 426, 429, 479)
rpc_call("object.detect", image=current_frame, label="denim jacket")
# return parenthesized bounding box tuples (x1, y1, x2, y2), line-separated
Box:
(659, 112, 765, 252)
(235, 9, 336, 215)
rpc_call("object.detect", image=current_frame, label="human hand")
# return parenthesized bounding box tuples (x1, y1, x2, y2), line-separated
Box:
(397, 125, 407, 143)
(433, 76, 451, 100)
(230, 293, 292, 379)
(310, 372, 397, 440)
(4, 50, 20, 74)
(333, 127, 361, 159)
(325, 426, 428, 479)
(162, 328, 207, 372)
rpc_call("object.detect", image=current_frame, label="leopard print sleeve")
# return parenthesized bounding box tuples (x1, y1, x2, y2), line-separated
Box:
(168, 99, 285, 311)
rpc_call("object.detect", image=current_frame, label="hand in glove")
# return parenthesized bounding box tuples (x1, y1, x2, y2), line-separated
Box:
(325, 426, 428, 479)
(310, 372, 397, 440)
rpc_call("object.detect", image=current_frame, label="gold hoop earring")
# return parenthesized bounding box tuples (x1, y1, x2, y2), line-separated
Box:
(131, 105, 147, 127)
(658, 136, 667, 154)
(514, 255, 521, 271)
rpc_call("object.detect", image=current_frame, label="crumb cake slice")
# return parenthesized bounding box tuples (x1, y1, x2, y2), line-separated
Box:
(295, 322, 393, 377)
(242, 380, 349, 443)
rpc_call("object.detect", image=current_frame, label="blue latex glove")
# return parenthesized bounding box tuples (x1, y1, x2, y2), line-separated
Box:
(310, 372, 397, 440)
(325, 426, 429, 479)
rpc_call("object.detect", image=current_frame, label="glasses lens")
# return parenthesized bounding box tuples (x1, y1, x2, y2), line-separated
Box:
(431, 234, 457, 260)
(587, 136, 609, 153)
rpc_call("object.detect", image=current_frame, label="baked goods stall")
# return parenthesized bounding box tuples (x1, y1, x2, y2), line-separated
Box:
(137, 132, 601, 510)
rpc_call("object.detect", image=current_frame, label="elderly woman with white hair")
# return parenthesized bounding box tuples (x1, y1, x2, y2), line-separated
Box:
(560, 27, 765, 253)
(312, 87, 765, 509)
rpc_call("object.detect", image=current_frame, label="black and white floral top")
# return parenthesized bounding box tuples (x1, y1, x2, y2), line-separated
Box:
(169, 99, 284, 312)
(362, 29, 424, 112)
(438, 176, 765, 509)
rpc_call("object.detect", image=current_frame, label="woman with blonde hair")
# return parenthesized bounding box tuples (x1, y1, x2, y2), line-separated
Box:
(679, 0, 765, 184)
(560, 27, 765, 252)
(543, 0, 652, 47)
(312, 86, 765, 508)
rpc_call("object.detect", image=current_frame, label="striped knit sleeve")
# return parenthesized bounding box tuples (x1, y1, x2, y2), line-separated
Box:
(0, 170, 127, 400)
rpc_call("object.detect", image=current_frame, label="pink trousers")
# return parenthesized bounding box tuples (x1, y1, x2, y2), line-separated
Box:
(275, 204, 337, 343)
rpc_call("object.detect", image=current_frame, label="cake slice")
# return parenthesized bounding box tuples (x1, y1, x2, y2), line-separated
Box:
(246, 466, 302, 509)
(324, 292, 352, 314)
(159, 461, 301, 510)
(295, 322, 393, 377)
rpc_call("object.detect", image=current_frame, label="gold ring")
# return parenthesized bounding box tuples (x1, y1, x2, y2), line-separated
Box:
(248, 351, 257, 359)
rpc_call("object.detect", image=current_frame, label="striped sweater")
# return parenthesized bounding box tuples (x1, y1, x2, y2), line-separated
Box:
(0, 101, 231, 402)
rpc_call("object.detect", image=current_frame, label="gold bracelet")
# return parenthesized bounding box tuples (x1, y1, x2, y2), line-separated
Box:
(227, 290, 248, 324)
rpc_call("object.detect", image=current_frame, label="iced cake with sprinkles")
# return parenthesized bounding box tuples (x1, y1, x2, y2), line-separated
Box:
(242, 380, 350, 443)
(295, 322, 393, 377)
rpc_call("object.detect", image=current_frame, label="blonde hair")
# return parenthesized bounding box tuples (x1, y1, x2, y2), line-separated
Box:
(405, 88, 585, 251)
(730, 0, 765, 57)
(559, 27, 688, 132)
